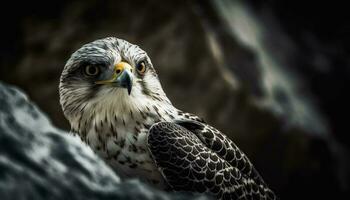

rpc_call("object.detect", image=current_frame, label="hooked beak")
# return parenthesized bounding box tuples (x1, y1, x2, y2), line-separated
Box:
(95, 62, 134, 95)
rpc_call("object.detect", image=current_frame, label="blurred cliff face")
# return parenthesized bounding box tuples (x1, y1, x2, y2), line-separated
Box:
(0, 0, 349, 199)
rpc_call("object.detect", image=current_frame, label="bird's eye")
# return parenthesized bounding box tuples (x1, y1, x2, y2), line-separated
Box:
(136, 61, 146, 74)
(84, 65, 100, 76)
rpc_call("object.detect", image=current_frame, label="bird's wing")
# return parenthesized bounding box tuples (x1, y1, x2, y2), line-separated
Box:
(147, 121, 276, 200)
(174, 120, 268, 187)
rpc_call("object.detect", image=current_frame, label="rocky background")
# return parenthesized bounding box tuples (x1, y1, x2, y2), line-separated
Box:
(0, 82, 209, 200)
(0, 0, 349, 199)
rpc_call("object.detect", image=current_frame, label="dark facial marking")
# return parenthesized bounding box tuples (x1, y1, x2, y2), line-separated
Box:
(139, 79, 152, 96)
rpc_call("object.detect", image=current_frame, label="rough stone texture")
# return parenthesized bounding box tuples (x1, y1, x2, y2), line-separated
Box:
(0, 82, 210, 200)
(0, 0, 349, 199)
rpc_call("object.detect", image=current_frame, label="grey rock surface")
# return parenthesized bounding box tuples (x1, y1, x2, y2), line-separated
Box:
(0, 82, 209, 200)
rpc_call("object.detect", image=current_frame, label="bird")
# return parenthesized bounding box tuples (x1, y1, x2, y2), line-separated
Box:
(59, 37, 277, 200)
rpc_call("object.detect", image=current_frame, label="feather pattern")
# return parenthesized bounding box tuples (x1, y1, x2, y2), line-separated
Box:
(59, 37, 277, 199)
(148, 121, 277, 200)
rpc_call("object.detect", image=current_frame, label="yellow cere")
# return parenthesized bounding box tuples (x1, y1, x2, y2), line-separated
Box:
(95, 62, 133, 84)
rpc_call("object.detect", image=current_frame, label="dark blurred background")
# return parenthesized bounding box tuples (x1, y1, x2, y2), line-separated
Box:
(0, 0, 349, 199)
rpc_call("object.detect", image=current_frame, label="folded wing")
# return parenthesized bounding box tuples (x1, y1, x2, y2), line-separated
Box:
(147, 121, 276, 200)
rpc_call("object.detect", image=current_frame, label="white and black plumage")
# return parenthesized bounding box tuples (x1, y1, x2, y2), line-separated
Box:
(59, 37, 277, 200)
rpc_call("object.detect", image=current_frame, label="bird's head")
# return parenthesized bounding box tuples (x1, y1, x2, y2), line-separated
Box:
(59, 37, 172, 126)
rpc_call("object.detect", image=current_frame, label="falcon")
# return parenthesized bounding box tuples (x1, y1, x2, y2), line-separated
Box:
(59, 37, 276, 200)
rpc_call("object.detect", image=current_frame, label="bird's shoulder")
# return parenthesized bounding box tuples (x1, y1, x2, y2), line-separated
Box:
(175, 111, 205, 123)
(147, 118, 277, 199)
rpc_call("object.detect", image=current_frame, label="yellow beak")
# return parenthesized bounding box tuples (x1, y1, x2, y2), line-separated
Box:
(95, 62, 134, 95)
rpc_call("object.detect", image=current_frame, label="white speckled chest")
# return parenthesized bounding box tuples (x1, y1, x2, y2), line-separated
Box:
(82, 109, 177, 188)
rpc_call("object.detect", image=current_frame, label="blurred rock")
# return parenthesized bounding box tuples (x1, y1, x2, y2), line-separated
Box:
(0, 82, 209, 200)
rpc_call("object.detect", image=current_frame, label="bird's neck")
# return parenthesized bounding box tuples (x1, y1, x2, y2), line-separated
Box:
(69, 93, 180, 144)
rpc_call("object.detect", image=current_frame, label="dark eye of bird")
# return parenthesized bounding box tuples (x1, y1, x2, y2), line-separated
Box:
(136, 61, 146, 74)
(84, 65, 100, 76)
